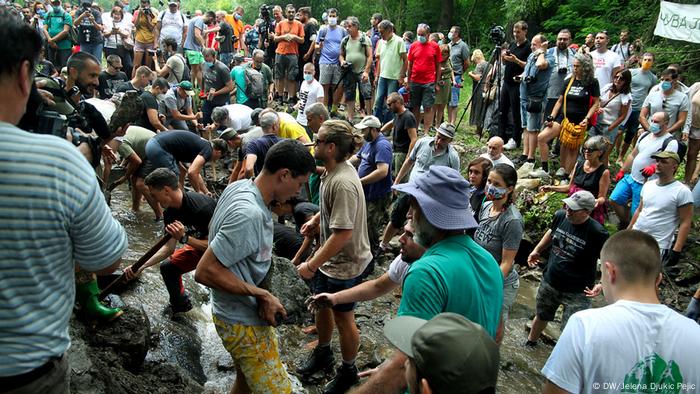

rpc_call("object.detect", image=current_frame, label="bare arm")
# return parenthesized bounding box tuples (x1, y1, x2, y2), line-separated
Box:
(243, 154, 257, 179)
(360, 162, 389, 185)
(214, 79, 235, 96)
(596, 169, 611, 207)
(306, 228, 353, 272)
(392, 157, 415, 187)
(628, 197, 643, 229)
(331, 273, 398, 305)
(673, 204, 693, 252)
(187, 155, 210, 194)
(500, 248, 518, 278)
(398, 52, 408, 85)
(667, 111, 688, 135)
(639, 106, 650, 131)
(528, 229, 553, 267)
(351, 351, 407, 394)
(146, 108, 167, 131)
(124, 238, 177, 279)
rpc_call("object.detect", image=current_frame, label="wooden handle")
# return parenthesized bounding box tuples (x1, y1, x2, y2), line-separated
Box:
(98, 234, 172, 300)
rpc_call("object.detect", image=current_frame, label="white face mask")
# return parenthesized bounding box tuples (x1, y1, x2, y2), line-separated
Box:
(328, 17, 337, 26)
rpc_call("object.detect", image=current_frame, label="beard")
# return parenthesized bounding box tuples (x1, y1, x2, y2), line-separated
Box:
(413, 210, 438, 248)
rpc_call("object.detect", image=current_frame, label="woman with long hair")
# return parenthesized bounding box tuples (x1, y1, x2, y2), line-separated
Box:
(535, 53, 600, 179)
(541, 135, 611, 225)
(468, 49, 489, 135)
(467, 156, 493, 221)
(593, 68, 631, 164)
(433, 44, 455, 127)
(474, 163, 522, 344)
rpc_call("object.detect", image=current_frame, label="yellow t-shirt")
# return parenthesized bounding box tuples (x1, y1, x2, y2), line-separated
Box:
(133, 9, 158, 44)
(279, 116, 313, 153)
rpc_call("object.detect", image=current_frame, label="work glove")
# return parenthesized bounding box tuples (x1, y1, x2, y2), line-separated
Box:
(615, 169, 626, 182)
(663, 249, 681, 267)
(641, 164, 656, 177)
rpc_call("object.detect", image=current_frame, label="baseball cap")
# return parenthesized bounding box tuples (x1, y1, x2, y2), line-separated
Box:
(178, 80, 195, 96)
(354, 115, 382, 130)
(168, 1, 177, 5)
(384, 313, 499, 393)
(436, 122, 456, 139)
(562, 190, 596, 211)
(219, 127, 238, 140)
(651, 150, 680, 163)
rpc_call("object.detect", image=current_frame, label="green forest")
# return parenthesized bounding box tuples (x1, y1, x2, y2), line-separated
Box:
(105, 0, 700, 81)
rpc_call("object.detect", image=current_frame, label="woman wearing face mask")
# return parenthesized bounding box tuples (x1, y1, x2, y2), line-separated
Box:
(592, 69, 631, 164)
(639, 68, 689, 142)
(104, 6, 134, 77)
(474, 163, 522, 344)
(467, 157, 493, 222)
(541, 135, 611, 224)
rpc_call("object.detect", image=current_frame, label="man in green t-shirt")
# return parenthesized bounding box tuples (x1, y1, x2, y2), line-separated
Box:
(339, 16, 372, 122)
(373, 20, 407, 123)
(43, 0, 73, 68)
(354, 165, 504, 393)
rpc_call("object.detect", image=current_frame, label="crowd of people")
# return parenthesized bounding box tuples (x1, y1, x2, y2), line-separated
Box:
(2, 1, 700, 394)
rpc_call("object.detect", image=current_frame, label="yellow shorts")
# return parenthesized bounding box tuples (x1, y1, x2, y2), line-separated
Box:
(213, 315, 292, 394)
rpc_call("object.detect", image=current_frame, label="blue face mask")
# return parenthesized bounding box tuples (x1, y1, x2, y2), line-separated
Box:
(234, 13, 242, 20)
(649, 122, 662, 134)
(486, 183, 508, 200)
(418, 35, 427, 44)
(204, 61, 214, 68)
(37, 9, 46, 17)
(303, 73, 313, 82)
(661, 81, 673, 91)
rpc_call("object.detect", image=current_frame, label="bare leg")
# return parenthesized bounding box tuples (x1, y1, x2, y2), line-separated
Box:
(135, 177, 162, 220)
(561, 146, 577, 174)
(231, 364, 251, 394)
(525, 131, 538, 159)
(434, 104, 445, 126)
(685, 138, 700, 183)
(132, 51, 144, 78)
(448, 106, 457, 124)
(527, 315, 549, 342)
(423, 107, 434, 131)
(381, 222, 400, 246)
(333, 310, 359, 362)
(411, 106, 422, 131)
(610, 199, 630, 228)
(346, 100, 356, 122)
(315, 307, 334, 345)
(537, 123, 561, 163)
(287, 79, 297, 101)
(322, 84, 331, 107)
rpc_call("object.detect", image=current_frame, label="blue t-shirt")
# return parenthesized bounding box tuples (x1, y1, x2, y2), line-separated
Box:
(520, 51, 555, 100)
(356, 134, 393, 201)
(398, 234, 504, 339)
(231, 65, 248, 104)
(183, 16, 206, 51)
(244, 134, 282, 176)
(317, 26, 347, 65)
(209, 179, 274, 326)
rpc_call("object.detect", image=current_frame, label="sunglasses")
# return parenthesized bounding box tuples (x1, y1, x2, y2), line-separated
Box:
(583, 147, 599, 152)
(314, 139, 328, 146)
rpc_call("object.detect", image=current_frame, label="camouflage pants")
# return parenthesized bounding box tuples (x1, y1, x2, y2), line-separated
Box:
(392, 152, 408, 183)
(366, 194, 391, 252)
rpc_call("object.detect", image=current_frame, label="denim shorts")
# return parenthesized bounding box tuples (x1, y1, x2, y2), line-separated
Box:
(520, 100, 544, 132)
(501, 274, 520, 321)
(312, 271, 363, 312)
(143, 139, 179, 177)
(449, 74, 463, 107)
(590, 123, 620, 143)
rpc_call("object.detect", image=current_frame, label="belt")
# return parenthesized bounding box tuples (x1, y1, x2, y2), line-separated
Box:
(0, 355, 63, 391)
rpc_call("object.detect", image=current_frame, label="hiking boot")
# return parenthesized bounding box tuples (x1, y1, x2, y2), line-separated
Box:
(523, 339, 538, 348)
(323, 364, 359, 394)
(171, 295, 193, 315)
(296, 346, 334, 377)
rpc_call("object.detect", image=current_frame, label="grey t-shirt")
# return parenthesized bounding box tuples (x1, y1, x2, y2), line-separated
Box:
(183, 16, 206, 51)
(474, 201, 523, 285)
(203, 60, 232, 106)
(546, 47, 575, 99)
(449, 40, 470, 75)
(164, 53, 186, 85)
(630, 68, 658, 110)
(163, 87, 191, 123)
(408, 136, 461, 180)
(209, 179, 274, 326)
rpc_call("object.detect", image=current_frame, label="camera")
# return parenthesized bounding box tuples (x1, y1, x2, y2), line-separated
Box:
(524, 76, 534, 84)
(36, 110, 68, 138)
(490, 25, 505, 45)
(259, 3, 270, 19)
(558, 67, 568, 74)
(341, 61, 353, 70)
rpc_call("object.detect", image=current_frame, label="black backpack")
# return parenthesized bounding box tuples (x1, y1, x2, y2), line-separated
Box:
(638, 132, 688, 162)
(172, 54, 191, 82)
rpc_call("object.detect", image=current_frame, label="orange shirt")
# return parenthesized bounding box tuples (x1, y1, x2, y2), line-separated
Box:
(224, 15, 245, 50)
(274, 19, 304, 55)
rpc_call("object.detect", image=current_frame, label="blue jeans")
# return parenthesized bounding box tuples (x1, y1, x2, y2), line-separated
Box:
(219, 52, 234, 68)
(449, 74, 463, 107)
(373, 77, 399, 124)
(80, 42, 104, 62)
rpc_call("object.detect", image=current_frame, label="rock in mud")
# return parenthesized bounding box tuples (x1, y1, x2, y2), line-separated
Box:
(260, 255, 312, 325)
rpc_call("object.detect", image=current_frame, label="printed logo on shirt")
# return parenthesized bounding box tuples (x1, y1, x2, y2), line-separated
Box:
(621, 353, 685, 393)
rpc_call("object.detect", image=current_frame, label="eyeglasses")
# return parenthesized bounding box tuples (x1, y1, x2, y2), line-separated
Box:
(583, 147, 599, 152)
(314, 139, 327, 146)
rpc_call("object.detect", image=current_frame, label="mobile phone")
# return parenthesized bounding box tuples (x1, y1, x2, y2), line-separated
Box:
(505, 50, 511, 56)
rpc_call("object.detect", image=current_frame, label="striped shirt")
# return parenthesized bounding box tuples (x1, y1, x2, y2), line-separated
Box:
(0, 122, 128, 377)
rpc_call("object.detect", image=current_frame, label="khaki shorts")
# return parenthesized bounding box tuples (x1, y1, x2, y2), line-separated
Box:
(213, 315, 292, 393)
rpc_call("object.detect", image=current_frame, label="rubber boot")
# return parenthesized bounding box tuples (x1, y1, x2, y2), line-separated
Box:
(76, 280, 123, 321)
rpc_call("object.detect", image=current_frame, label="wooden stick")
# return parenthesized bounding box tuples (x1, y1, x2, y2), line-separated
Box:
(98, 234, 172, 300)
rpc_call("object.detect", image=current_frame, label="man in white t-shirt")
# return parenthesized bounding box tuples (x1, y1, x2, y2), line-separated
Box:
(630, 151, 693, 269)
(590, 31, 622, 91)
(480, 136, 514, 167)
(210, 103, 253, 134)
(155, 0, 187, 48)
(542, 229, 700, 394)
(296, 62, 324, 132)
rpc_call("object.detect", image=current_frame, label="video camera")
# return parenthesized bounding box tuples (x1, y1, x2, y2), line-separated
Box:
(259, 3, 270, 19)
(490, 25, 505, 46)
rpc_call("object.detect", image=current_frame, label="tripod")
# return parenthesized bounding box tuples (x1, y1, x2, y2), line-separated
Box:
(455, 44, 505, 139)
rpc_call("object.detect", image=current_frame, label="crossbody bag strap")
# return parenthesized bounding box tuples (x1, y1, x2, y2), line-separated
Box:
(563, 76, 575, 117)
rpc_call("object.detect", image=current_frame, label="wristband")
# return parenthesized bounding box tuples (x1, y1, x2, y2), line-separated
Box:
(179, 234, 189, 244)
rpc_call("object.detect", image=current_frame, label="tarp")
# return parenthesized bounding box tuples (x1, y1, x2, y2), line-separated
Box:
(654, 1, 700, 44)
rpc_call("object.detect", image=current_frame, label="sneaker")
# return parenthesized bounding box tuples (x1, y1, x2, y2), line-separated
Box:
(555, 167, 568, 178)
(296, 346, 334, 377)
(504, 138, 517, 150)
(529, 169, 549, 178)
(171, 296, 193, 314)
(323, 364, 359, 394)
(523, 340, 538, 348)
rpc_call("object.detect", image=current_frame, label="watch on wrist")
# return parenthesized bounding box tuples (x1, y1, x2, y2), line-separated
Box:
(180, 234, 189, 244)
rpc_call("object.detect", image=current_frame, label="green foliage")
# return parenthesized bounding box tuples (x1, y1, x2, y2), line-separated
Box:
(517, 190, 566, 240)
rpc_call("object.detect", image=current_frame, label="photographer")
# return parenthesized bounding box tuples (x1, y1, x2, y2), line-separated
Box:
(0, 10, 127, 391)
(131, 0, 158, 76)
(74, 1, 104, 61)
(103, 5, 134, 77)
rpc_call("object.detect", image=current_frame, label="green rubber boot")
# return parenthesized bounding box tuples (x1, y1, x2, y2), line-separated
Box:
(76, 280, 123, 321)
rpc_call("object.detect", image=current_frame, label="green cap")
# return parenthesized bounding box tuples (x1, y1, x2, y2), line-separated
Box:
(651, 150, 680, 163)
(384, 313, 499, 393)
(178, 80, 195, 96)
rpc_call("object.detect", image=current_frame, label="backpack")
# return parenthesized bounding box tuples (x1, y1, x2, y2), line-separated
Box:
(159, 10, 185, 25)
(638, 131, 688, 163)
(241, 64, 265, 99)
(340, 34, 369, 54)
(48, 10, 78, 46)
(172, 53, 191, 82)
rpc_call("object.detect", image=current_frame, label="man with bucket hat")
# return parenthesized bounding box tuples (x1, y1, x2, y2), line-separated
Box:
(525, 190, 609, 347)
(384, 312, 500, 394)
(354, 165, 503, 393)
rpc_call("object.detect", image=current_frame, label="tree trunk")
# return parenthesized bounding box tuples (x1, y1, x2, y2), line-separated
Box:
(438, 0, 454, 31)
